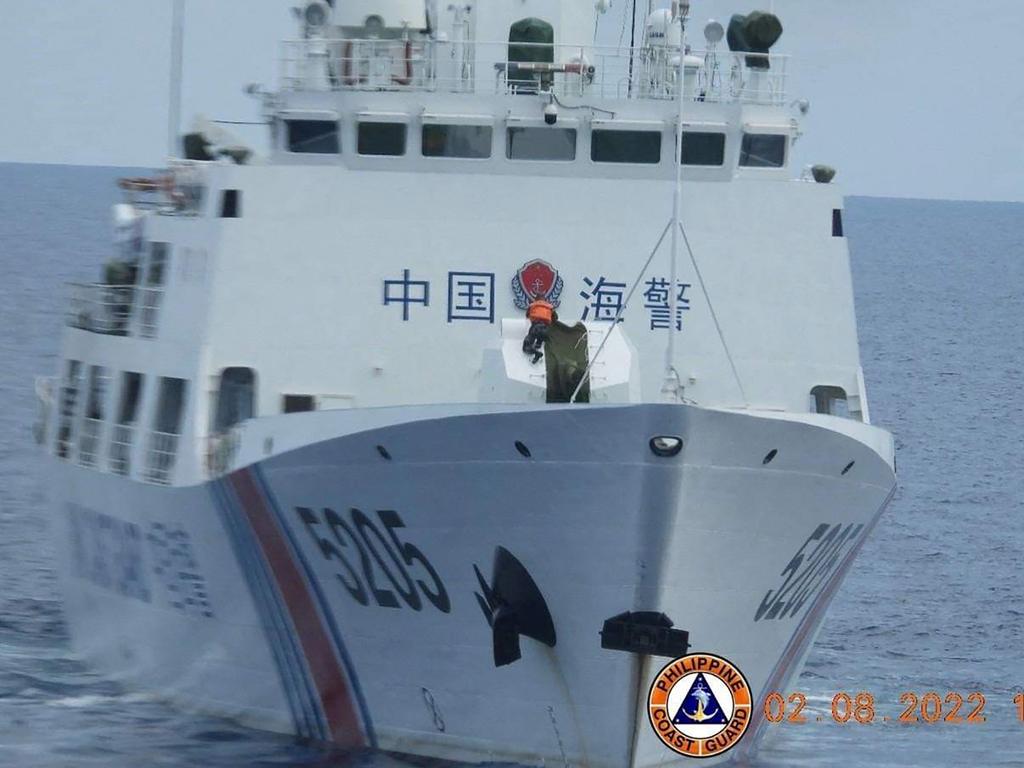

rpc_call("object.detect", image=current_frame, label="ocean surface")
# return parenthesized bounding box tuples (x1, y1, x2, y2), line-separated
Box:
(0, 163, 1021, 767)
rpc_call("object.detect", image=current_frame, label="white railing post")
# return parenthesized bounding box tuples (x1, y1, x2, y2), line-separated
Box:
(273, 37, 795, 106)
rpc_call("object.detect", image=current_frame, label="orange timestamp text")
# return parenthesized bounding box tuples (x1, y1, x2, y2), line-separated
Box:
(764, 691, 1024, 725)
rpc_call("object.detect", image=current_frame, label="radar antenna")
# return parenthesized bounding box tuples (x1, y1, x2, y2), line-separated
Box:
(168, 0, 185, 158)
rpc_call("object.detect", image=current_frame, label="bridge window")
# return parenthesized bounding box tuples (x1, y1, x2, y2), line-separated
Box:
(146, 242, 168, 286)
(283, 394, 316, 413)
(154, 377, 188, 434)
(138, 242, 168, 338)
(810, 385, 849, 418)
(220, 189, 241, 218)
(110, 371, 143, 475)
(591, 130, 662, 164)
(214, 367, 256, 432)
(422, 124, 493, 159)
(145, 377, 188, 485)
(286, 120, 340, 154)
(740, 134, 787, 168)
(681, 132, 726, 166)
(358, 122, 407, 156)
(507, 127, 577, 161)
(78, 365, 108, 467)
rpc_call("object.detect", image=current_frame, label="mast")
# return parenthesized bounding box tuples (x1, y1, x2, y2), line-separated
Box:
(664, 4, 687, 400)
(168, 0, 185, 158)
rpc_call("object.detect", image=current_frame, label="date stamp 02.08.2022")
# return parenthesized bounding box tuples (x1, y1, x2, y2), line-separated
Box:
(763, 691, 1024, 726)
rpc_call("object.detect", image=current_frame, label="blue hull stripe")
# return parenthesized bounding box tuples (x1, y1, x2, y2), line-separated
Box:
(225, 476, 329, 740)
(251, 461, 378, 748)
(210, 479, 327, 740)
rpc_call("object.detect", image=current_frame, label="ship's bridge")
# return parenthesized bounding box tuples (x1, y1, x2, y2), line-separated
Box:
(253, 2, 798, 184)
(40, 3, 867, 492)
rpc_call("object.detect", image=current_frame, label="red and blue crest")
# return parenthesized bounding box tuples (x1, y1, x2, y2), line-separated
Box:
(512, 259, 564, 310)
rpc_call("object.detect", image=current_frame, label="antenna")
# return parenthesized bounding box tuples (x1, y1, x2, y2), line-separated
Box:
(627, 0, 638, 97)
(168, 0, 185, 158)
(663, 5, 687, 401)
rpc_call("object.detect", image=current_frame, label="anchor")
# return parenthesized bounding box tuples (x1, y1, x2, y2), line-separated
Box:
(682, 681, 720, 722)
(474, 546, 556, 667)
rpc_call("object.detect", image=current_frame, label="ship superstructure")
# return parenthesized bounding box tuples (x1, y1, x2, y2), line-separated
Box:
(37, 2, 896, 765)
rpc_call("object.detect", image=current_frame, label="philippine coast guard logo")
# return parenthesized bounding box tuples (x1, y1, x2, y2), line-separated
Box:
(511, 259, 564, 310)
(648, 653, 752, 759)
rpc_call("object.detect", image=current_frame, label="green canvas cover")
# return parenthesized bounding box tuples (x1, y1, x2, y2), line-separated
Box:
(726, 12, 783, 70)
(545, 321, 590, 404)
(508, 17, 555, 92)
(508, 17, 554, 63)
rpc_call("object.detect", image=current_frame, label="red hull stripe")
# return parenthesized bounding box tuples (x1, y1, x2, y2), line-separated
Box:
(228, 469, 365, 747)
(743, 486, 897, 750)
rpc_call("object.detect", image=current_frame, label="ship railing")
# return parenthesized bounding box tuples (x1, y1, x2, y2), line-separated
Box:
(279, 39, 790, 106)
(78, 418, 103, 468)
(206, 428, 241, 477)
(136, 287, 164, 339)
(65, 283, 134, 336)
(118, 163, 205, 217)
(110, 424, 135, 476)
(143, 431, 180, 486)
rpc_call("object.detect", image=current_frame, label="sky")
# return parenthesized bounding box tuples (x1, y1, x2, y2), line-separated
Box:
(0, 0, 1022, 202)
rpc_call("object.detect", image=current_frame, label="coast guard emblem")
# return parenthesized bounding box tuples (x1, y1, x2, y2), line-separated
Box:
(648, 653, 752, 759)
(512, 259, 564, 310)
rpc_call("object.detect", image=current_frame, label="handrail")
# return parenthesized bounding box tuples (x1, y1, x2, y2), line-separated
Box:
(144, 430, 180, 486)
(78, 418, 103, 468)
(65, 281, 164, 339)
(65, 282, 134, 336)
(206, 428, 241, 477)
(278, 38, 791, 106)
(110, 424, 135, 476)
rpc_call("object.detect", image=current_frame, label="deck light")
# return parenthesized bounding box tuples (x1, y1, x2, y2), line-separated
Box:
(303, 1, 329, 31)
(704, 20, 725, 45)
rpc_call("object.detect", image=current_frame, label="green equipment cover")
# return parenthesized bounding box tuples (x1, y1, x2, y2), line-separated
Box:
(726, 12, 783, 70)
(508, 17, 555, 92)
(545, 321, 590, 404)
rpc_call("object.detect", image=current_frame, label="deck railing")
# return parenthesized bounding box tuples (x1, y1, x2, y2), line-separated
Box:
(110, 424, 135, 476)
(279, 39, 790, 106)
(206, 428, 241, 477)
(143, 431, 180, 486)
(78, 417, 103, 468)
(65, 283, 164, 339)
(136, 287, 164, 339)
(118, 164, 206, 217)
(65, 283, 134, 336)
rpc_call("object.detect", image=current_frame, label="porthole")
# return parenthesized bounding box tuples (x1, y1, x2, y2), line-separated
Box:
(514, 441, 532, 458)
(376, 445, 392, 460)
(649, 436, 684, 458)
(841, 460, 855, 476)
(762, 449, 778, 465)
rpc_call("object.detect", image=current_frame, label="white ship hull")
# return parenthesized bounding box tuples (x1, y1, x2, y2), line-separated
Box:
(52, 403, 895, 766)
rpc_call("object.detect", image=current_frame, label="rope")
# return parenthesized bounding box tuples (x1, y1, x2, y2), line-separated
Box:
(677, 222, 749, 406)
(570, 221, 672, 403)
(617, 0, 632, 50)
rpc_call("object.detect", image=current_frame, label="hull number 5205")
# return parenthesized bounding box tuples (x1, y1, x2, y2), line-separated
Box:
(296, 506, 451, 613)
